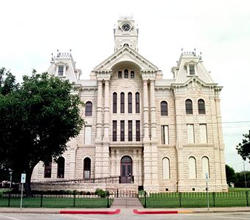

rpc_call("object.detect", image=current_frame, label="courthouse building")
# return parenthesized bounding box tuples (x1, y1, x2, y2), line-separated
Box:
(31, 17, 227, 192)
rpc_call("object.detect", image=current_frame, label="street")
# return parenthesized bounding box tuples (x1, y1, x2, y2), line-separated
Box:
(0, 212, 250, 220)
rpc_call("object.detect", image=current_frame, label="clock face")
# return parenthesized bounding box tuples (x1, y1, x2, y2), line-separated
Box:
(122, 23, 131, 31)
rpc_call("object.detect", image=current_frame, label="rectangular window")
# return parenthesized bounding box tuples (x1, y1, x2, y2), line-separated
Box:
(44, 161, 52, 178)
(136, 120, 140, 141)
(113, 120, 117, 142)
(58, 65, 64, 76)
(120, 120, 125, 141)
(128, 93, 132, 113)
(187, 124, 194, 144)
(200, 124, 207, 143)
(130, 71, 135, 78)
(128, 120, 132, 141)
(161, 125, 169, 144)
(84, 126, 92, 145)
(118, 71, 122, 78)
(120, 93, 124, 113)
(189, 64, 195, 75)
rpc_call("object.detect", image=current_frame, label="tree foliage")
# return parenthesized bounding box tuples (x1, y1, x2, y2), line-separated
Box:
(225, 164, 236, 184)
(236, 131, 250, 162)
(0, 68, 84, 194)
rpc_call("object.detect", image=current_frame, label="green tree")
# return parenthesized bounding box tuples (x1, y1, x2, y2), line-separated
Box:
(225, 164, 236, 185)
(236, 131, 250, 162)
(0, 68, 84, 195)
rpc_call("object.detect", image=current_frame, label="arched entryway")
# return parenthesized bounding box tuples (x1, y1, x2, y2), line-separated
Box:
(120, 156, 133, 183)
(83, 157, 91, 179)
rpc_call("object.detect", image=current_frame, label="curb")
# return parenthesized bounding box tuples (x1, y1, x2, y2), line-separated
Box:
(60, 209, 120, 215)
(133, 209, 180, 214)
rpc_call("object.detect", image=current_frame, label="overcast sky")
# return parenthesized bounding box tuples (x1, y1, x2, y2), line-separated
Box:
(0, 0, 250, 172)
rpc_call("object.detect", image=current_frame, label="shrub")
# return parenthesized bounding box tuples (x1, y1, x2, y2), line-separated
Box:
(95, 188, 109, 198)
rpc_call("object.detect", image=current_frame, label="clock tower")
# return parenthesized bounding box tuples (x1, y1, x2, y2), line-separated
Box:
(114, 17, 138, 52)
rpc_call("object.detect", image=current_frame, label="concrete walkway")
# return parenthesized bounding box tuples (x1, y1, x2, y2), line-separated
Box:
(111, 198, 143, 208)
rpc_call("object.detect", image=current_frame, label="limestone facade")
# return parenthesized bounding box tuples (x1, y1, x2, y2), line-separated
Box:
(31, 17, 227, 192)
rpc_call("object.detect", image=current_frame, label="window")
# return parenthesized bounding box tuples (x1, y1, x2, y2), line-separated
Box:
(161, 125, 169, 144)
(162, 158, 170, 179)
(124, 69, 128, 78)
(113, 120, 117, 142)
(128, 92, 132, 113)
(85, 101, 92, 116)
(136, 120, 140, 141)
(135, 92, 140, 113)
(84, 126, 92, 145)
(200, 124, 207, 143)
(198, 99, 206, 114)
(202, 157, 210, 179)
(120, 92, 125, 113)
(57, 157, 65, 178)
(58, 65, 64, 76)
(161, 101, 168, 116)
(189, 64, 195, 75)
(188, 157, 197, 179)
(120, 120, 125, 141)
(187, 124, 194, 144)
(185, 99, 193, 114)
(44, 161, 52, 178)
(83, 157, 91, 179)
(128, 120, 132, 141)
(118, 71, 122, 78)
(113, 92, 117, 113)
(131, 71, 135, 78)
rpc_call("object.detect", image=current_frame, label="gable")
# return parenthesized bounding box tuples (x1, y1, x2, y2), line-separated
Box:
(93, 46, 159, 73)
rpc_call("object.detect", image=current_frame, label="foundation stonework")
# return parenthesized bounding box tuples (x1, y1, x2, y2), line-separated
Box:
(31, 17, 227, 192)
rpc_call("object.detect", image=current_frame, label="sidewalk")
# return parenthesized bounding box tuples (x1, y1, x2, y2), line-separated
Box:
(0, 206, 250, 214)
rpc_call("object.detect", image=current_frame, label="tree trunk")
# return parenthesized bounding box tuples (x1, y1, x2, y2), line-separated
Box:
(24, 169, 33, 197)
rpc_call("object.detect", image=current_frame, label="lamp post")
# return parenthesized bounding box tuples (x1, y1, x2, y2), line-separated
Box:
(9, 169, 13, 189)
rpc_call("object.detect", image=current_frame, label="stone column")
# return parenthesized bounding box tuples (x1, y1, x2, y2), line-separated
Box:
(96, 80, 103, 141)
(143, 80, 152, 189)
(143, 80, 149, 141)
(150, 80, 157, 141)
(95, 80, 103, 178)
(102, 80, 110, 177)
(103, 80, 110, 142)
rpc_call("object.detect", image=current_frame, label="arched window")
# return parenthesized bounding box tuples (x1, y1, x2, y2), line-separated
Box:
(131, 71, 135, 78)
(83, 157, 91, 179)
(113, 92, 117, 113)
(202, 156, 210, 179)
(162, 157, 170, 179)
(85, 101, 92, 116)
(161, 101, 168, 116)
(124, 69, 128, 78)
(128, 92, 132, 113)
(188, 157, 197, 179)
(198, 99, 206, 114)
(120, 92, 125, 113)
(185, 99, 193, 114)
(135, 92, 140, 113)
(44, 161, 52, 178)
(57, 157, 65, 178)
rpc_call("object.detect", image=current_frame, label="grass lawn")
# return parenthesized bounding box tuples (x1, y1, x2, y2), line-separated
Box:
(139, 191, 250, 208)
(0, 196, 111, 208)
(228, 188, 250, 192)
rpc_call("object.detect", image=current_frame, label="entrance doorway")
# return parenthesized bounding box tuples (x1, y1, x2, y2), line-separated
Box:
(120, 156, 133, 183)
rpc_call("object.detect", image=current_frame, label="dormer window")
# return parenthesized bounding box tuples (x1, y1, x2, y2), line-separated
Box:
(58, 65, 64, 76)
(189, 64, 195, 75)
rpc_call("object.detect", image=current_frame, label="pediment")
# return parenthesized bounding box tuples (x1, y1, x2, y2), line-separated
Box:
(93, 46, 159, 73)
(171, 76, 221, 90)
